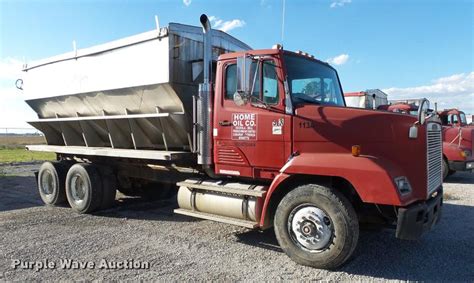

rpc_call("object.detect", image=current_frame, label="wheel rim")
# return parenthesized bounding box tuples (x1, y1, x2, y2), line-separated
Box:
(288, 204, 333, 252)
(40, 169, 55, 197)
(70, 174, 87, 205)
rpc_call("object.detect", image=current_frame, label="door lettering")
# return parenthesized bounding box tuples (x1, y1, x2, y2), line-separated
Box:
(232, 113, 257, 140)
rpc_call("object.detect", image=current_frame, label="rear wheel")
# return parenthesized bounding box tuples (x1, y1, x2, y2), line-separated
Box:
(38, 161, 69, 205)
(65, 163, 103, 213)
(274, 184, 359, 269)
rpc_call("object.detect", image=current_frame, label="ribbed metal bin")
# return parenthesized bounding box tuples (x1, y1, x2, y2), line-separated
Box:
(22, 23, 250, 152)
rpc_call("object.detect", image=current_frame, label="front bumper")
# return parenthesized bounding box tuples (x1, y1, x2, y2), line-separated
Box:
(448, 160, 474, 172)
(395, 188, 443, 240)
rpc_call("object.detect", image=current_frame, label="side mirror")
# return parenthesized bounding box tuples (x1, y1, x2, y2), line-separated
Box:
(237, 56, 253, 94)
(409, 125, 418, 139)
(417, 98, 430, 125)
(233, 91, 247, 106)
(235, 55, 255, 106)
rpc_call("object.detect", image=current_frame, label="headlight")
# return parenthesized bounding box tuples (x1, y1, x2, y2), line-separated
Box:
(394, 176, 412, 195)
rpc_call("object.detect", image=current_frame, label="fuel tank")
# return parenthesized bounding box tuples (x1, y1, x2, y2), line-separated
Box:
(177, 180, 265, 222)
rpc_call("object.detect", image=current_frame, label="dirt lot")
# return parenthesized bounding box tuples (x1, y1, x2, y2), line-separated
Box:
(0, 162, 473, 281)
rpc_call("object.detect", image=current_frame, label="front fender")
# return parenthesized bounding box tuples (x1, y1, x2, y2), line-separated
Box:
(280, 152, 406, 205)
(443, 142, 468, 161)
(260, 152, 408, 227)
(259, 153, 417, 227)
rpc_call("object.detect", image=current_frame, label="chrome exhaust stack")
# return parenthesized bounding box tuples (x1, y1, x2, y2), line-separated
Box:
(197, 14, 213, 166)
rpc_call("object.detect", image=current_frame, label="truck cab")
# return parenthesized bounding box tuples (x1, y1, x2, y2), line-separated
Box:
(438, 109, 474, 177)
(208, 48, 443, 262)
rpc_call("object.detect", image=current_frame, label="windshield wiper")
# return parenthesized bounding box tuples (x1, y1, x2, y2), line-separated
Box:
(294, 96, 321, 105)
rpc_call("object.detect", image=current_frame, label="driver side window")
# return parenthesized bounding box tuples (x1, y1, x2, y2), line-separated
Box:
(262, 61, 279, 104)
(224, 60, 279, 105)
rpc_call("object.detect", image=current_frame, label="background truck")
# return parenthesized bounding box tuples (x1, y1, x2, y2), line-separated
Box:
(344, 89, 388, 109)
(377, 100, 473, 179)
(19, 14, 443, 269)
(438, 109, 474, 178)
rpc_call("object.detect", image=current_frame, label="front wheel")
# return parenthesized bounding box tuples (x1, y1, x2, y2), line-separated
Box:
(274, 184, 359, 269)
(442, 159, 456, 180)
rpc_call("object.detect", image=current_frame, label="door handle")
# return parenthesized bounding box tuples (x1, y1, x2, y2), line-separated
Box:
(219, 120, 232, 126)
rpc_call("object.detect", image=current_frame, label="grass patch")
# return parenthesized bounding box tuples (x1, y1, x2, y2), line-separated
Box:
(0, 148, 55, 163)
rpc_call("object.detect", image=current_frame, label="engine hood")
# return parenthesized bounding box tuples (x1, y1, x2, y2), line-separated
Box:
(443, 125, 474, 152)
(293, 105, 418, 147)
(292, 104, 431, 203)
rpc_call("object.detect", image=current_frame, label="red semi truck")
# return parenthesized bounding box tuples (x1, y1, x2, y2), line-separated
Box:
(21, 15, 443, 269)
(378, 101, 473, 179)
(438, 109, 474, 178)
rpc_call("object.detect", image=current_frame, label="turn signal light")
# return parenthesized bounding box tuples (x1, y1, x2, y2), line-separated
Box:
(460, 150, 471, 159)
(352, 145, 361, 157)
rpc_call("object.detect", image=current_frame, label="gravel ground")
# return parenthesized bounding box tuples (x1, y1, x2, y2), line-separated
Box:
(0, 162, 473, 281)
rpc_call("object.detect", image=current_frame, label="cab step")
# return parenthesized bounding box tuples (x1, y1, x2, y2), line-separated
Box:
(176, 181, 266, 197)
(174, 208, 259, 229)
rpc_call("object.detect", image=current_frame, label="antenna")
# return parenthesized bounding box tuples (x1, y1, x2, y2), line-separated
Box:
(281, 0, 286, 44)
(72, 40, 77, 57)
(155, 15, 160, 31)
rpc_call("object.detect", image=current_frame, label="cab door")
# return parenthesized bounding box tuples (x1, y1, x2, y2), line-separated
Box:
(213, 58, 291, 179)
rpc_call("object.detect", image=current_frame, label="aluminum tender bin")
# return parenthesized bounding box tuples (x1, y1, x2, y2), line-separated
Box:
(22, 23, 250, 154)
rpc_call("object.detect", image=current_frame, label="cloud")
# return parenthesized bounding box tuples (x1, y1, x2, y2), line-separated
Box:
(183, 0, 191, 6)
(383, 72, 474, 114)
(0, 57, 37, 129)
(327, 54, 349, 65)
(208, 16, 246, 32)
(0, 57, 23, 82)
(0, 57, 24, 94)
(330, 0, 352, 8)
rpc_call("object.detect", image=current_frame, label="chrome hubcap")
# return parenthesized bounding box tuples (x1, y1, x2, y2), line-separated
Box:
(70, 174, 86, 205)
(289, 205, 333, 251)
(40, 170, 54, 196)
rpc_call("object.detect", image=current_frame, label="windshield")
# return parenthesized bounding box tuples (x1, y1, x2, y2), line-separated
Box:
(460, 112, 467, 125)
(284, 54, 345, 106)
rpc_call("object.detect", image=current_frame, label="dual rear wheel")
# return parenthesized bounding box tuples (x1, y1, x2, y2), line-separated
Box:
(37, 162, 116, 213)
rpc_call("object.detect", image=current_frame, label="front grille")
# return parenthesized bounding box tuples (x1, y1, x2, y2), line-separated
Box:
(427, 123, 443, 194)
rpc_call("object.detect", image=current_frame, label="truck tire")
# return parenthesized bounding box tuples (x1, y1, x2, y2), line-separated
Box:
(442, 159, 449, 180)
(274, 184, 359, 269)
(65, 163, 103, 213)
(98, 167, 117, 210)
(38, 161, 68, 206)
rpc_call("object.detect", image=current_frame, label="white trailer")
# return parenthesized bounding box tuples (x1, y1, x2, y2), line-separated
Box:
(344, 89, 388, 109)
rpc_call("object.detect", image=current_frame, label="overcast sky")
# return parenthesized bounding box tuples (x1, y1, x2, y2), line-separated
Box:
(0, 0, 473, 128)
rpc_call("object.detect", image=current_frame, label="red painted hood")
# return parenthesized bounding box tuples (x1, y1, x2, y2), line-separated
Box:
(443, 126, 474, 152)
(293, 105, 430, 201)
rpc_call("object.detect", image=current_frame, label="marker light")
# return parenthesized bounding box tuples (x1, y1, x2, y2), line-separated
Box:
(272, 44, 283, 50)
(351, 145, 361, 157)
